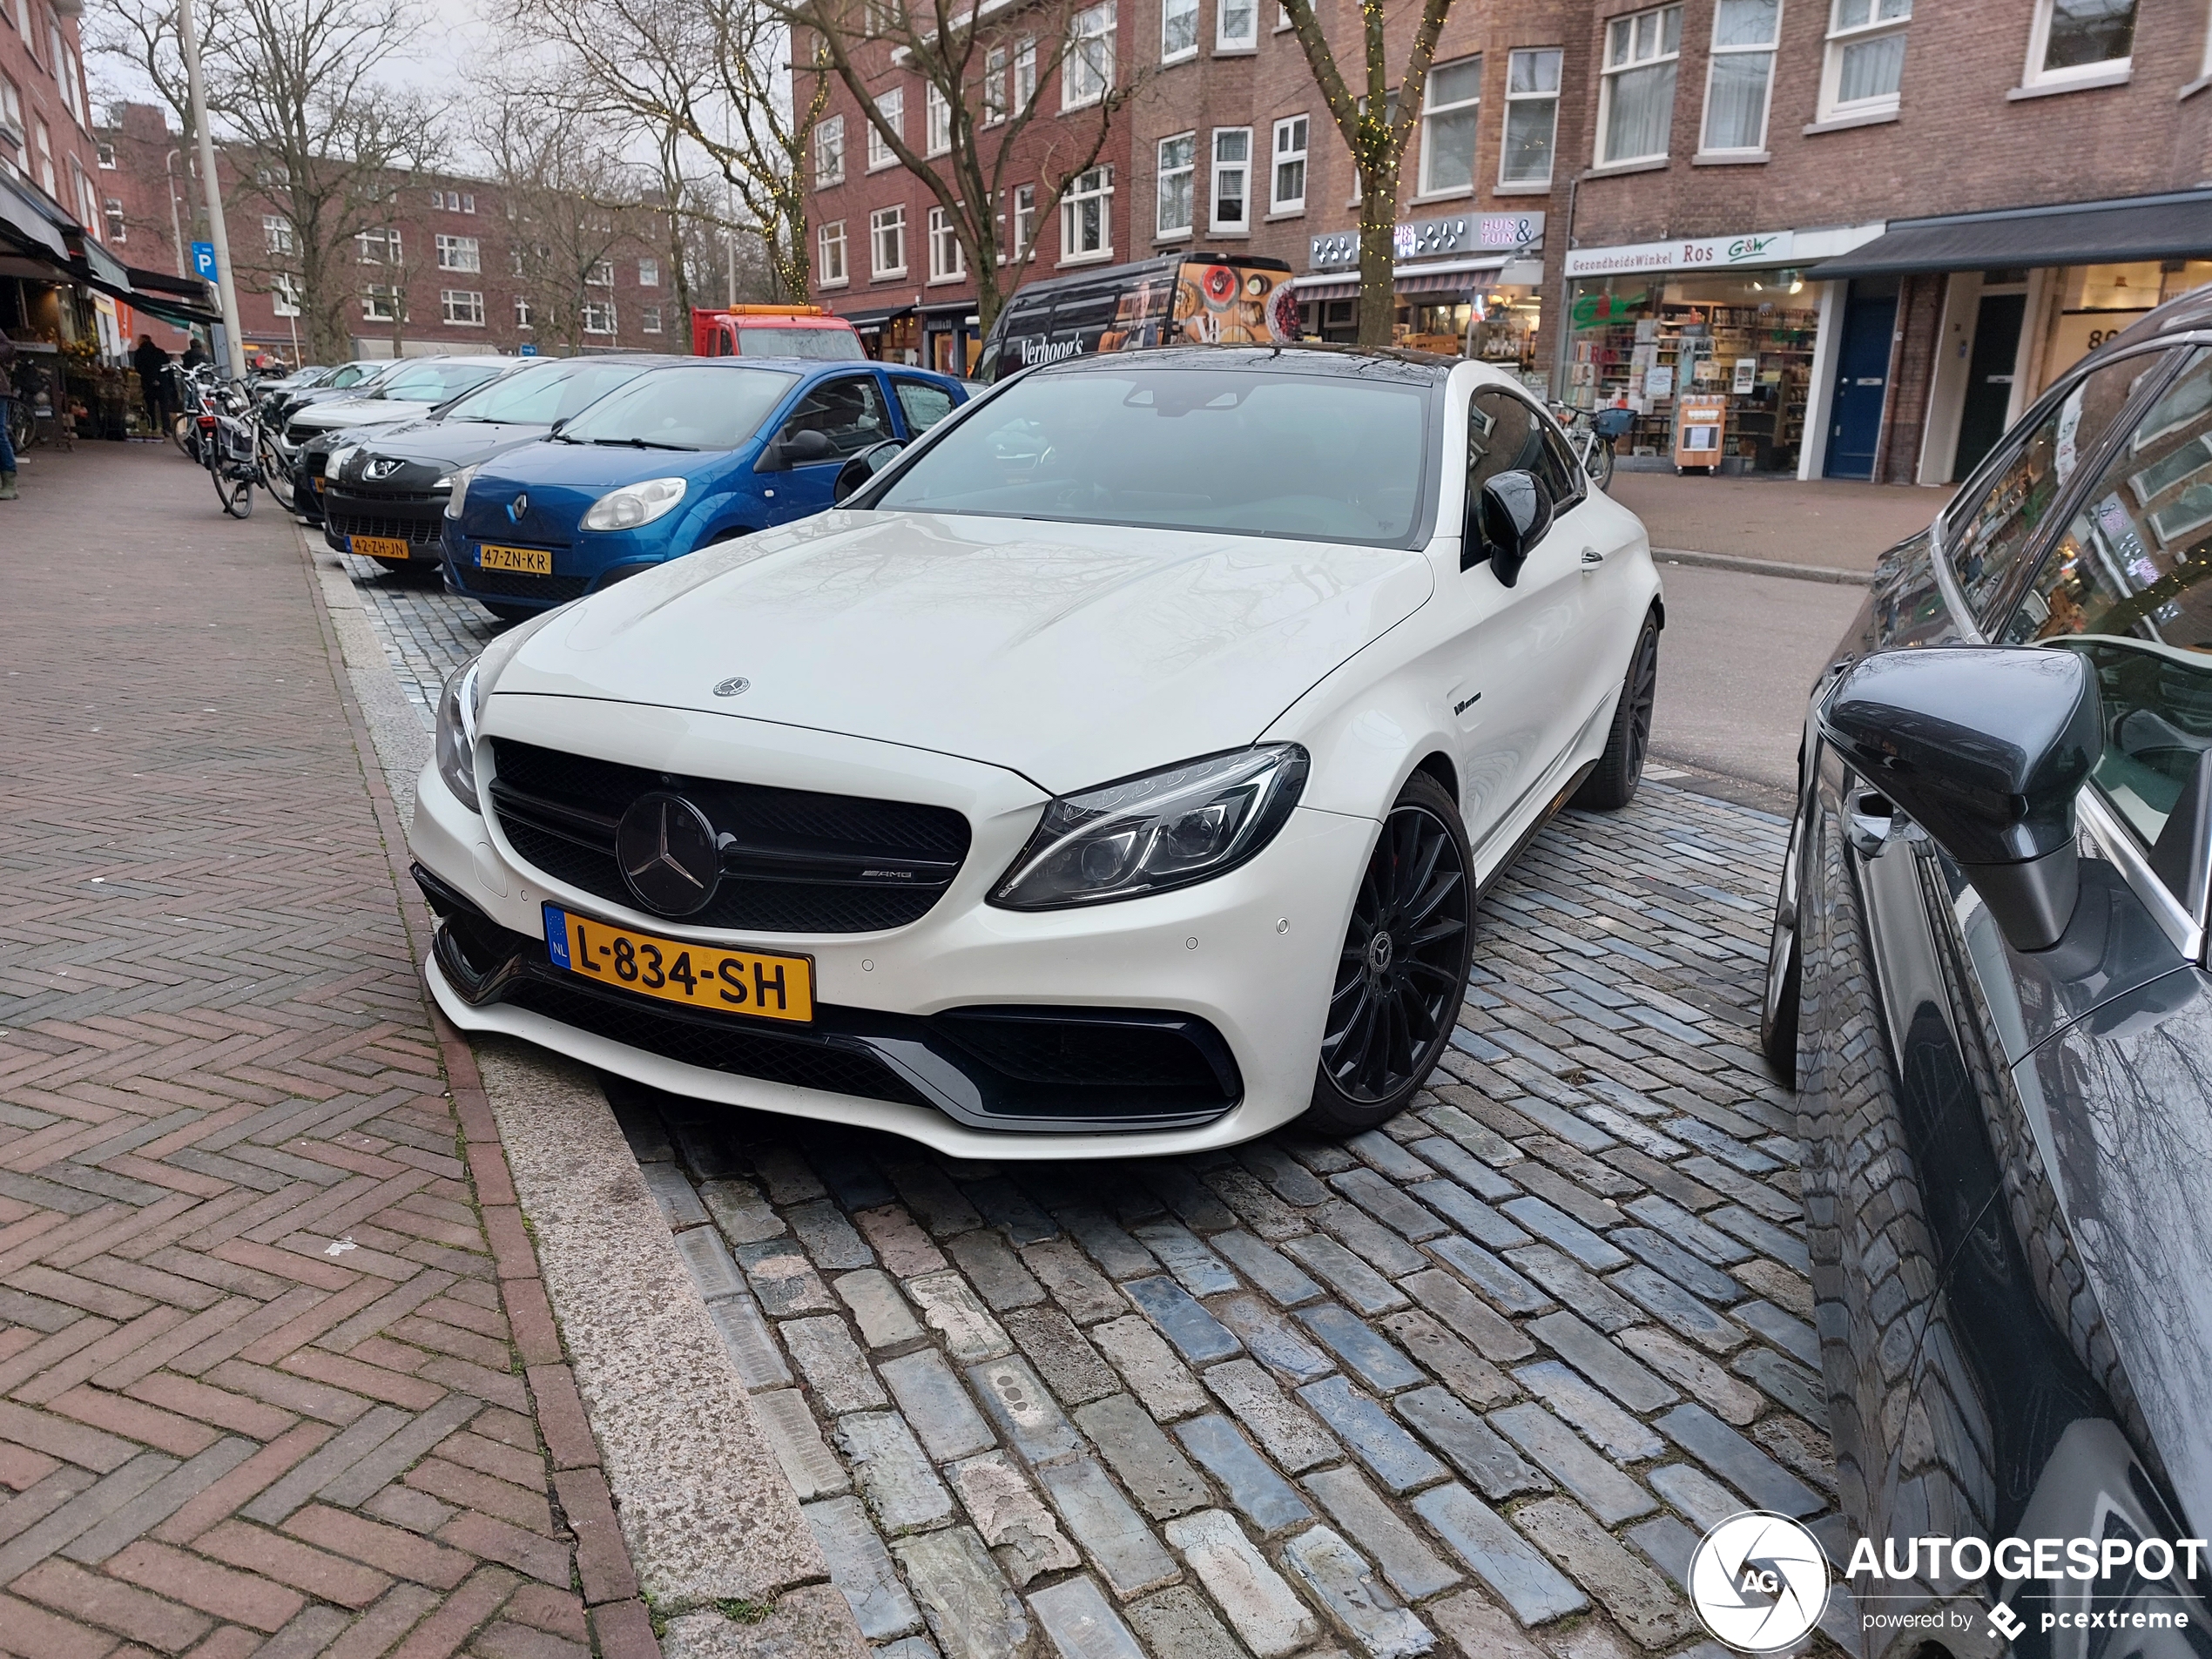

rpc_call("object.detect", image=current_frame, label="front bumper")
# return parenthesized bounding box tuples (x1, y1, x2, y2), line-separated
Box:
(326, 488, 447, 562)
(407, 695, 1374, 1157)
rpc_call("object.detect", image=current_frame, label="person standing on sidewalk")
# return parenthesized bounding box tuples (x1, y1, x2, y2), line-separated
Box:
(0, 327, 17, 500)
(132, 332, 170, 435)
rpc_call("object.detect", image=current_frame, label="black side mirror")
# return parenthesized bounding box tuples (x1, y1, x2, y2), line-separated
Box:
(1818, 646, 2103, 953)
(834, 439, 907, 504)
(1467, 469, 1554, 585)
(757, 427, 838, 473)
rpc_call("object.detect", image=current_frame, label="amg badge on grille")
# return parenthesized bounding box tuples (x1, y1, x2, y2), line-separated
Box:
(616, 792, 720, 916)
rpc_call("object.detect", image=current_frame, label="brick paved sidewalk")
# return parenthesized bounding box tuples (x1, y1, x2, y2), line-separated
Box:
(0, 448, 652, 1658)
(334, 552, 1842, 1659)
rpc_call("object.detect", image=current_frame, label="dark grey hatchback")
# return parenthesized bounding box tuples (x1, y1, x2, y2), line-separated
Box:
(1764, 287, 2212, 1655)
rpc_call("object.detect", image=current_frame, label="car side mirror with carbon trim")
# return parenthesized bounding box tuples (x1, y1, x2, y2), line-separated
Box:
(757, 427, 837, 473)
(835, 439, 907, 504)
(1466, 469, 1554, 586)
(1817, 645, 2103, 954)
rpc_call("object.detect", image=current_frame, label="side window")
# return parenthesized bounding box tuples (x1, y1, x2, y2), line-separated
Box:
(1943, 352, 2157, 622)
(2004, 347, 2212, 861)
(775, 375, 892, 459)
(1468, 388, 1578, 516)
(894, 378, 957, 434)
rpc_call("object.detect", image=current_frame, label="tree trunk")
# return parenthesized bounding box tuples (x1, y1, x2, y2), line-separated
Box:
(1356, 170, 1396, 348)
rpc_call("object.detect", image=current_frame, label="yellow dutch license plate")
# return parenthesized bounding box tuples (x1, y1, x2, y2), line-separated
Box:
(480, 543, 554, 575)
(543, 904, 814, 1024)
(351, 535, 411, 562)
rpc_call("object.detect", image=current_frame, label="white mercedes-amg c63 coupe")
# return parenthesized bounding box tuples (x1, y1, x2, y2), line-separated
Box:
(409, 346, 1662, 1157)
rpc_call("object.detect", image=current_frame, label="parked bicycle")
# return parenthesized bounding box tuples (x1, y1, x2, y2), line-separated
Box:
(1553, 403, 1635, 492)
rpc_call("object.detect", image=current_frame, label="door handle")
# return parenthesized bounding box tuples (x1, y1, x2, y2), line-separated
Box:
(1580, 545, 1604, 570)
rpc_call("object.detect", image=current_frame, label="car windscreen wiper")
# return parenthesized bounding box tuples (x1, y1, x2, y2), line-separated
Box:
(590, 436, 698, 450)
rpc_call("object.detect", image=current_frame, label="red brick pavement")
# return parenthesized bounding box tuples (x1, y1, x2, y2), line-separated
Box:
(0, 448, 656, 1657)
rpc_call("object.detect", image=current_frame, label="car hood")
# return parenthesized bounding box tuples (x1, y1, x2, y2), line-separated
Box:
(340, 421, 556, 481)
(293, 395, 438, 431)
(490, 509, 1436, 793)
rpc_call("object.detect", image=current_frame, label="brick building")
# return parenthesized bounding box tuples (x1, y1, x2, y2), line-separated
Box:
(805, 0, 2212, 489)
(799, 0, 1140, 374)
(97, 101, 675, 366)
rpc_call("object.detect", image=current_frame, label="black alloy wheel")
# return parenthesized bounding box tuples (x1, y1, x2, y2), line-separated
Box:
(1307, 771, 1475, 1135)
(1573, 611, 1659, 811)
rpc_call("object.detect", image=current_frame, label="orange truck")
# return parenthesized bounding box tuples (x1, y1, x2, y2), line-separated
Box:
(691, 304, 867, 361)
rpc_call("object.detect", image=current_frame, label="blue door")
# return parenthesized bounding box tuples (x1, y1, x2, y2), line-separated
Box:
(760, 372, 897, 523)
(1824, 287, 1897, 480)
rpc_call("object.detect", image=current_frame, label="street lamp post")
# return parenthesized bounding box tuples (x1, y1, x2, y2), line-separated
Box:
(174, 0, 247, 378)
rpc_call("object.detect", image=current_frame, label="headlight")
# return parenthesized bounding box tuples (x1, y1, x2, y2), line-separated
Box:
(990, 745, 1309, 910)
(435, 659, 482, 813)
(444, 463, 478, 519)
(581, 476, 687, 532)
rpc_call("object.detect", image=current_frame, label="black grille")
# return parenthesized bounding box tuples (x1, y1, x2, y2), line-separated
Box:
(936, 1012, 1226, 1090)
(489, 738, 972, 934)
(502, 973, 934, 1109)
(466, 569, 594, 602)
(331, 508, 442, 544)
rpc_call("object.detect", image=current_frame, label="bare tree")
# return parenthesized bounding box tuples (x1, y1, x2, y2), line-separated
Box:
(786, 0, 1142, 338)
(85, 0, 223, 248)
(1281, 0, 1455, 347)
(502, 0, 827, 307)
(482, 98, 654, 356)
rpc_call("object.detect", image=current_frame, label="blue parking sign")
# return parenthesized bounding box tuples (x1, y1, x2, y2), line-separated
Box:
(191, 241, 218, 280)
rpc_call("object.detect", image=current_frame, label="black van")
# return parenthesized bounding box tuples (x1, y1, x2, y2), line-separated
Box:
(976, 252, 1298, 381)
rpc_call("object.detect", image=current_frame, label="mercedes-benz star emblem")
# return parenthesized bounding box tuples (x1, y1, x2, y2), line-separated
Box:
(615, 792, 720, 916)
(713, 678, 751, 698)
(508, 493, 529, 523)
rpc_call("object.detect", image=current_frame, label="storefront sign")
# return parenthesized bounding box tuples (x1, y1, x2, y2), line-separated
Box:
(1311, 210, 1546, 271)
(1565, 231, 1796, 279)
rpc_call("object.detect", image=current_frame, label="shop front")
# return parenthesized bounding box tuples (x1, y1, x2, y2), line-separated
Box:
(1809, 189, 2212, 488)
(1294, 210, 1548, 386)
(1561, 223, 1883, 477)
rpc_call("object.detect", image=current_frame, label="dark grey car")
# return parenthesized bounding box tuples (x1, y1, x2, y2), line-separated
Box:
(1763, 287, 2212, 1656)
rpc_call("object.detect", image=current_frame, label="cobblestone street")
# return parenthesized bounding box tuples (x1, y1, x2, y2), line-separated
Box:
(335, 552, 1841, 1659)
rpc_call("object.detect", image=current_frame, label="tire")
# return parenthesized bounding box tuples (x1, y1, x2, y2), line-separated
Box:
(482, 601, 539, 624)
(1760, 914, 1800, 1087)
(1588, 438, 1615, 492)
(1305, 771, 1476, 1136)
(216, 466, 253, 518)
(1572, 611, 1658, 811)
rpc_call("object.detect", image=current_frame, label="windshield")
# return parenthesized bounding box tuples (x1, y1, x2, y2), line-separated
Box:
(556, 364, 799, 450)
(378, 362, 506, 402)
(737, 327, 866, 361)
(441, 359, 660, 425)
(873, 367, 1433, 545)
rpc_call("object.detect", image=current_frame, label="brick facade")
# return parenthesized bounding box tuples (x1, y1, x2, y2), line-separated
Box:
(0, 0, 100, 241)
(94, 103, 671, 364)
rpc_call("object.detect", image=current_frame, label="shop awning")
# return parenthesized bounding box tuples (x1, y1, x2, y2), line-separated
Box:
(0, 172, 219, 324)
(835, 303, 918, 328)
(1809, 189, 2212, 280)
(1293, 253, 1511, 304)
(0, 171, 72, 261)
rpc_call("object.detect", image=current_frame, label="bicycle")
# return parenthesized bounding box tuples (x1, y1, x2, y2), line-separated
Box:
(197, 378, 259, 518)
(1553, 404, 1635, 493)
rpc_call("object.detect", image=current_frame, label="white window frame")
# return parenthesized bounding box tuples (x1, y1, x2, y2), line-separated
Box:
(1217, 0, 1256, 51)
(926, 84, 953, 155)
(1209, 126, 1250, 233)
(815, 114, 846, 185)
(356, 227, 401, 265)
(1418, 56, 1482, 197)
(927, 206, 966, 280)
(95, 139, 114, 169)
(435, 233, 481, 273)
(361, 285, 401, 323)
(641, 304, 663, 334)
(1817, 0, 1909, 119)
(263, 213, 294, 254)
(1063, 4, 1116, 110)
(985, 47, 1010, 122)
(515, 296, 534, 329)
(103, 196, 125, 243)
(1013, 38, 1038, 108)
(441, 288, 485, 326)
(638, 258, 659, 287)
(1499, 48, 1561, 185)
(1162, 0, 1198, 62)
(1013, 183, 1037, 260)
(1270, 115, 1308, 212)
(819, 219, 848, 285)
(1059, 166, 1113, 263)
(1597, 3, 1683, 165)
(271, 273, 300, 318)
(872, 204, 907, 278)
(2022, 0, 2133, 90)
(586, 258, 615, 287)
(582, 300, 616, 335)
(1157, 132, 1196, 237)
(1699, 0, 1780, 154)
(869, 88, 903, 170)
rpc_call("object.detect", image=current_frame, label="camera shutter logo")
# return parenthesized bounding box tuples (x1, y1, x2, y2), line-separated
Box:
(1688, 1512, 1829, 1652)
